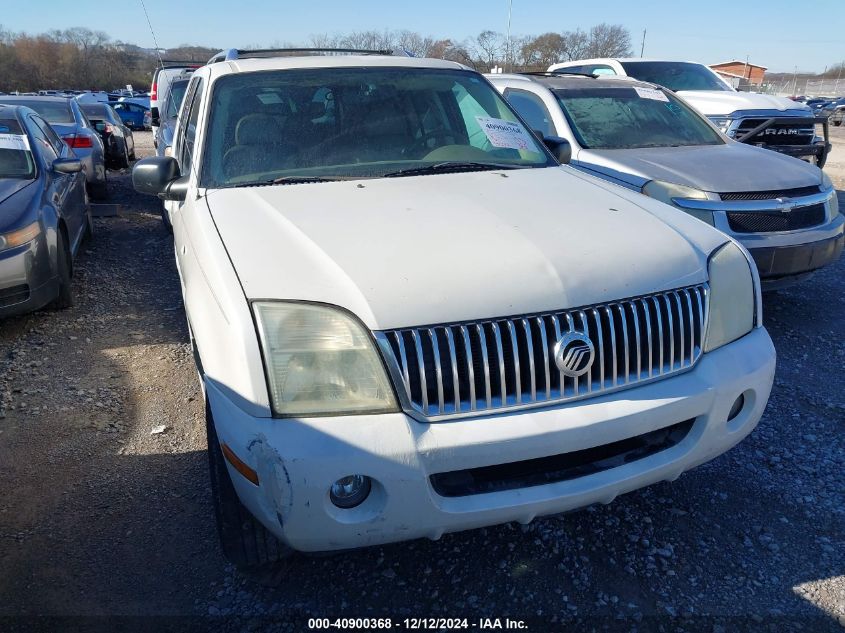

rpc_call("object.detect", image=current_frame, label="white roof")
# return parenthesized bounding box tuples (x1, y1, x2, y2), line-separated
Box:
(205, 54, 470, 81)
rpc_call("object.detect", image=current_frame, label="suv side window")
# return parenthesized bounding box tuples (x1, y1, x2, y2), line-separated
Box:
(177, 77, 204, 175)
(503, 89, 556, 137)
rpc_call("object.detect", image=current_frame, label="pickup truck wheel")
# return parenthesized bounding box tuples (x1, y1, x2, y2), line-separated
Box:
(205, 400, 293, 577)
(834, 119, 842, 127)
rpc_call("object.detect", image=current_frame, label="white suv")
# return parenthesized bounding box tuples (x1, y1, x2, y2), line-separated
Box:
(132, 49, 776, 571)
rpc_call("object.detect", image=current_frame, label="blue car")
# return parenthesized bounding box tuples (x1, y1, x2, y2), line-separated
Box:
(112, 101, 151, 130)
(0, 104, 91, 317)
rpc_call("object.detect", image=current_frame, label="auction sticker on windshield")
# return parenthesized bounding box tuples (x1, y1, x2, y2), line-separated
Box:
(0, 134, 30, 151)
(475, 116, 536, 150)
(634, 87, 669, 102)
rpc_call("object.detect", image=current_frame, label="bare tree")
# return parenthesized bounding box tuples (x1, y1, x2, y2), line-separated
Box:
(471, 30, 505, 70)
(585, 23, 632, 58)
(520, 32, 567, 70)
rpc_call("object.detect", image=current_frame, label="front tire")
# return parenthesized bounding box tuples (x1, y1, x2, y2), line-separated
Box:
(50, 232, 74, 310)
(205, 399, 292, 574)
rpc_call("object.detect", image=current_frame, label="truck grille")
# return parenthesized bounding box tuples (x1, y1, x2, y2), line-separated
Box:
(732, 120, 814, 146)
(0, 284, 30, 308)
(380, 285, 708, 419)
(727, 204, 826, 233)
(719, 186, 821, 201)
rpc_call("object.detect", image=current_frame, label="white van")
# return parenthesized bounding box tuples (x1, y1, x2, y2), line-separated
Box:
(150, 63, 199, 135)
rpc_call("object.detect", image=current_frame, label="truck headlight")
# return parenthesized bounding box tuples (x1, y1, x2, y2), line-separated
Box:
(253, 302, 398, 417)
(704, 242, 756, 352)
(708, 116, 732, 133)
(642, 180, 715, 225)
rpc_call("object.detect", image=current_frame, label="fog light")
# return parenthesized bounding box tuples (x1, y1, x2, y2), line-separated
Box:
(728, 394, 745, 421)
(330, 475, 371, 508)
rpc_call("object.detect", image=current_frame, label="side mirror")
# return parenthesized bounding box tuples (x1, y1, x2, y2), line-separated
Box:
(53, 158, 82, 174)
(150, 106, 160, 127)
(543, 136, 572, 164)
(132, 156, 186, 200)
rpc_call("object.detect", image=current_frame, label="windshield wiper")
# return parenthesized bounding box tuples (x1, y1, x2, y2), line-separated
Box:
(383, 162, 524, 178)
(270, 175, 344, 185)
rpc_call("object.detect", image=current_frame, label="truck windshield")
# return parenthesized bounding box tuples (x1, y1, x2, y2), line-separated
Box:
(554, 86, 724, 149)
(202, 67, 553, 187)
(0, 119, 36, 179)
(619, 61, 732, 92)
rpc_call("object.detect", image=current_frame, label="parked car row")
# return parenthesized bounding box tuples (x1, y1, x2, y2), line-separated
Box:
(128, 48, 841, 574)
(0, 103, 92, 317)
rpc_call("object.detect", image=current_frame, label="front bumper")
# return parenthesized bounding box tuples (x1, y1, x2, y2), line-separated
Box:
(0, 235, 57, 318)
(676, 189, 844, 285)
(208, 327, 776, 553)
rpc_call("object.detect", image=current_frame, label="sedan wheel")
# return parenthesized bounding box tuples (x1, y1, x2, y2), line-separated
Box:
(50, 232, 74, 310)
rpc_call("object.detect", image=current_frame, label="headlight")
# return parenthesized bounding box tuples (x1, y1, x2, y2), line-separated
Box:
(704, 242, 755, 352)
(642, 180, 715, 225)
(253, 302, 398, 417)
(0, 221, 41, 252)
(708, 116, 732, 133)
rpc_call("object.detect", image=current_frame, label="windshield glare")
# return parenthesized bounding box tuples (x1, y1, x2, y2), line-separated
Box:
(202, 68, 551, 187)
(555, 87, 724, 149)
(0, 119, 36, 179)
(619, 61, 731, 92)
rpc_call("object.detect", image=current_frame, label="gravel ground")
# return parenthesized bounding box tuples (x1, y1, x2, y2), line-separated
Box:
(0, 131, 842, 632)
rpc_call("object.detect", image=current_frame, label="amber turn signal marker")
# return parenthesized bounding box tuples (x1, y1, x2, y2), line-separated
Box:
(220, 442, 259, 486)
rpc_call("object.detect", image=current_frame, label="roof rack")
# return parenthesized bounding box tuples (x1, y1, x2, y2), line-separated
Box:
(519, 71, 597, 79)
(207, 48, 394, 64)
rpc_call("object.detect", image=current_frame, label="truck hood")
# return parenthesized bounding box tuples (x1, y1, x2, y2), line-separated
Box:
(676, 90, 811, 116)
(580, 142, 822, 194)
(206, 167, 726, 330)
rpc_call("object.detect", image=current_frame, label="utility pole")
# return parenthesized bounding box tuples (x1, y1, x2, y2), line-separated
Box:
(792, 65, 798, 95)
(640, 29, 646, 57)
(835, 63, 843, 95)
(506, 0, 513, 72)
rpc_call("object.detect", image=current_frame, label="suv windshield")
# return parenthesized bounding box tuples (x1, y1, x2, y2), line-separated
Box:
(202, 67, 552, 186)
(554, 86, 724, 149)
(166, 80, 189, 119)
(0, 119, 36, 179)
(619, 61, 732, 92)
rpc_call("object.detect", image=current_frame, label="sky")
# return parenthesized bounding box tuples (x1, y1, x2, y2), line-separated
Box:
(9, 0, 845, 73)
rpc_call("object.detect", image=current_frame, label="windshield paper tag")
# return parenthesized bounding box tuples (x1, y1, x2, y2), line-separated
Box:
(634, 87, 669, 102)
(475, 116, 535, 150)
(0, 134, 30, 151)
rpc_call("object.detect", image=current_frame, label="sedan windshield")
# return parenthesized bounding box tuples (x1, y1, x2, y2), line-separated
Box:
(0, 119, 36, 179)
(7, 100, 76, 124)
(202, 67, 552, 187)
(554, 86, 724, 149)
(619, 61, 732, 92)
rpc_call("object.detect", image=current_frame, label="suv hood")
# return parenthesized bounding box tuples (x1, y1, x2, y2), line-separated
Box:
(206, 167, 726, 330)
(677, 90, 811, 116)
(580, 142, 821, 194)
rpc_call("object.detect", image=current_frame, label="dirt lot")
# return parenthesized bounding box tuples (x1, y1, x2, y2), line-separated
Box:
(0, 132, 842, 631)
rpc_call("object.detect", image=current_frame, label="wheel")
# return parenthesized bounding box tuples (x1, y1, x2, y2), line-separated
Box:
(128, 132, 136, 161)
(160, 201, 173, 234)
(50, 231, 74, 310)
(205, 399, 292, 574)
(834, 119, 842, 127)
(121, 143, 130, 169)
(89, 171, 108, 200)
(83, 208, 94, 242)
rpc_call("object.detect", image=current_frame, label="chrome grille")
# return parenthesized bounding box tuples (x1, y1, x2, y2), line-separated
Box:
(719, 186, 820, 201)
(379, 285, 709, 419)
